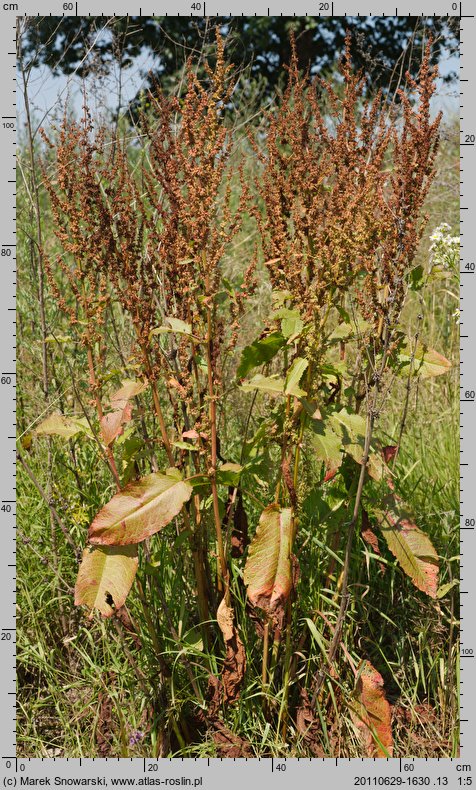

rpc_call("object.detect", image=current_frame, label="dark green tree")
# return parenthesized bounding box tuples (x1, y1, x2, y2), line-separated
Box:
(22, 15, 458, 107)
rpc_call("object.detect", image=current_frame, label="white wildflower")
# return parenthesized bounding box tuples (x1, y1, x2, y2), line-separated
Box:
(428, 223, 459, 274)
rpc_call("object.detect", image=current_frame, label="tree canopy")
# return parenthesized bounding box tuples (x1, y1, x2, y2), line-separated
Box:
(22, 15, 459, 109)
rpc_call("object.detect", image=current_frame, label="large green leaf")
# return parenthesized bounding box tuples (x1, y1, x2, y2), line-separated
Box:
(243, 505, 293, 627)
(271, 308, 304, 340)
(33, 411, 90, 439)
(241, 373, 285, 396)
(374, 497, 439, 598)
(329, 319, 371, 342)
(150, 316, 193, 337)
(74, 544, 138, 617)
(216, 462, 243, 486)
(329, 408, 367, 440)
(241, 360, 309, 398)
(398, 340, 451, 379)
(88, 469, 193, 546)
(310, 423, 343, 473)
(237, 331, 285, 379)
(328, 408, 386, 482)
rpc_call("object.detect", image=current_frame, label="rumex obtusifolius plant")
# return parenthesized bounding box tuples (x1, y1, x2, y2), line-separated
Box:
(32, 32, 451, 756)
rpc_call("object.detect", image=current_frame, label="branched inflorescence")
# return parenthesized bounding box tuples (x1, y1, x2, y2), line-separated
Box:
(139, 30, 254, 409)
(364, 41, 442, 331)
(41, 31, 254, 444)
(255, 35, 441, 336)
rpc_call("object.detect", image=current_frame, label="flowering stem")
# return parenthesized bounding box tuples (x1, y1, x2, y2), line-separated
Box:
(137, 339, 175, 467)
(86, 339, 121, 491)
(204, 273, 228, 601)
(138, 334, 210, 647)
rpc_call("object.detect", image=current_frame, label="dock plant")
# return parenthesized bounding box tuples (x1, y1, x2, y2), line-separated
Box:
(29, 31, 451, 757)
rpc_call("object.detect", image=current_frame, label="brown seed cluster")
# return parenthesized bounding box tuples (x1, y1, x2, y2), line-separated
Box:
(40, 31, 254, 444)
(139, 30, 254, 396)
(363, 41, 441, 329)
(40, 32, 440, 435)
(254, 35, 441, 334)
(40, 107, 113, 348)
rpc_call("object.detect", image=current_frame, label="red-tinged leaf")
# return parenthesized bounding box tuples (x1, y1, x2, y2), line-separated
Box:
(100, 380, 147, 446)
(362, 510, 386, 574)
(88, 469, 193, 546)
(361, 527, 381, 555)
(382, 445, 398, 463)
(182, 429, 199, 439)
(243, 505, 293, 629)
(74, 544, 138, 617)
(398, 341, 451, 379)
(109, 380, 147, 409)
(351, 660, 393, 757)
(101, 404, 133, 446)
(374, 496, 439, 598)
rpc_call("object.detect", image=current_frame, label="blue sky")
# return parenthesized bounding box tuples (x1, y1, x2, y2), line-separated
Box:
(17, 22, 459, 135)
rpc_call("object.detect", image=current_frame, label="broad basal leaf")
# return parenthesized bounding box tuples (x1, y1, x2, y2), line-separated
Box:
(374, 496, 439, 598)
(351, 660, 393, 757)
(88, 469, 193, 546)
(33, 411, 90, 439)
(243, 505, 293, 628)
(100, 379, 148, 446)
(237, 331, 285, 379)
(74, 544, 138, 617)
(398, 340, 451, 379)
